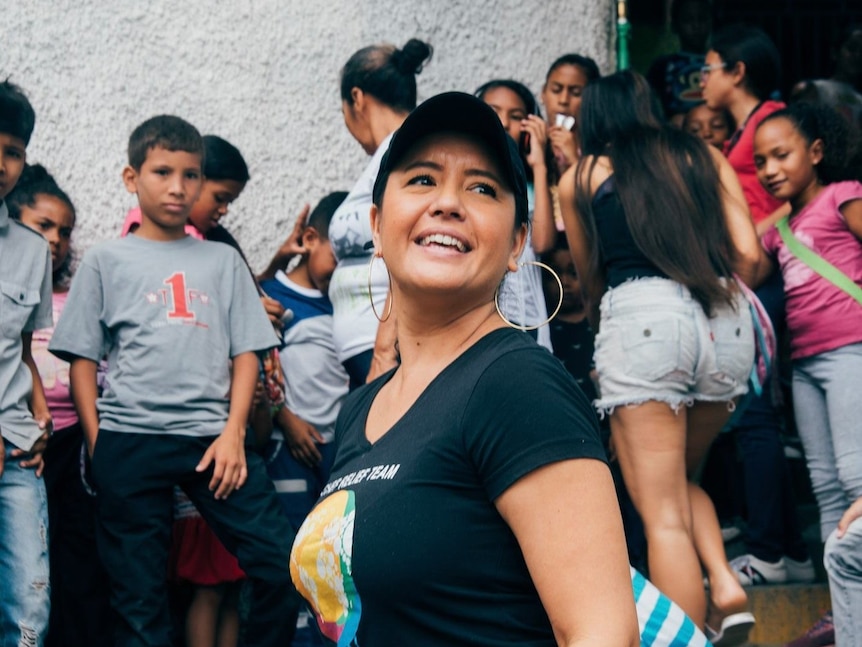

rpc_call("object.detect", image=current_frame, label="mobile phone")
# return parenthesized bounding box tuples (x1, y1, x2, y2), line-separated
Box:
(518, 131, 531, 157)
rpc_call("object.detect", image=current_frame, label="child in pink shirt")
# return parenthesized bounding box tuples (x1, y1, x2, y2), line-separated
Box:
(754, 102, 862, 646)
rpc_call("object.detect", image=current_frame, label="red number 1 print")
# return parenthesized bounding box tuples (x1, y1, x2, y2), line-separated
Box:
(164, 272, 195, 320)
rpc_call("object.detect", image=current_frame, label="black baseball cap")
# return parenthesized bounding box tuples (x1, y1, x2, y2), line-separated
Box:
(371, 91, 529, 226)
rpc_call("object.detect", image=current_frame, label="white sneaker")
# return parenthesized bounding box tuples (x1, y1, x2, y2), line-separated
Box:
(785, 556, 816, 583)
(730, 554, 788, 585)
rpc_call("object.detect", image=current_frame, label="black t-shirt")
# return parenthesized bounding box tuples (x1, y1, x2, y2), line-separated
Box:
(289, 328, 607, 646)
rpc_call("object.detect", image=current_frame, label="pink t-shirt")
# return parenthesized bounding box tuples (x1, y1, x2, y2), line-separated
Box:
(120, 207, 203, 239)
(31, 291, 78, 431)
(762, 180, 862, 359)
(725, 100, 786, 223)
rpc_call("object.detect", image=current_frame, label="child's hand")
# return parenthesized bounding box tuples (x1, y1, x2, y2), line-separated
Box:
(197, 423, 247, 500)
(521, 116, 548, 171)
(278, 407, 323, 468)
(10, 420, 51, 477)
(837, 497, 862, 538)
(261, 296, 287, 327)
(548, 125, 578, 168)
(275, 205, 310, 261)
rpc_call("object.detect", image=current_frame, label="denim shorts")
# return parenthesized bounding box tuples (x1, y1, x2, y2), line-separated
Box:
(593, 277, 754, 415)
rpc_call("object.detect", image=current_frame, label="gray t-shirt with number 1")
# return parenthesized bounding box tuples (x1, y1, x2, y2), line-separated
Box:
(49, 235, 278, 437)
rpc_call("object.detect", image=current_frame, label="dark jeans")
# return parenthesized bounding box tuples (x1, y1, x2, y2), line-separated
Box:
(729, 271, 807, 562)
(91, 431, 300, 647)
(43, 424, 115, 647)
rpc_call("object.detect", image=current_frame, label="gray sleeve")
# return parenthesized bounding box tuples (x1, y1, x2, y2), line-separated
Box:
(26, 245, 54, 332)
(227, 252, 279, 357)
(48, 255, 106, 363)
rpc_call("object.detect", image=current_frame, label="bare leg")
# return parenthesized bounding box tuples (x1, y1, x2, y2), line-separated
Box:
(611, 401, 707, 626)
(689, 483, 749, 624)
(686, 401, 749, 628)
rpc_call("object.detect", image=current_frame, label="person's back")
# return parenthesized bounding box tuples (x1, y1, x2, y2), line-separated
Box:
(49, 115, 299, 646)
(0, 79, 53, 647)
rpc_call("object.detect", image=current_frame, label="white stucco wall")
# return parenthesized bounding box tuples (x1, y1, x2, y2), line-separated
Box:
(2, 0, 615, 270)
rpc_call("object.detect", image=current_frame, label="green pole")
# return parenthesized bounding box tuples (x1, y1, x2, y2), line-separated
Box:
(617, 0, 631, 71)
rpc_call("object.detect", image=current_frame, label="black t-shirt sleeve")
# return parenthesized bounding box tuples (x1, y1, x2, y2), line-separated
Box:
(461, 346, 607, 501)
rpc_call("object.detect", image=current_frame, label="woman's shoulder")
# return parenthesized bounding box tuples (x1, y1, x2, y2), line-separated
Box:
(559, 156, 613, 202)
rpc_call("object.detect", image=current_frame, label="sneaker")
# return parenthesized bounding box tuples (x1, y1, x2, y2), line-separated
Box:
(784, 610, 834, 647)
(705, 612, 756, 647)
(721, 524, 743, 543)
(785, 556, 817, 583)
(730, 553, 788, 585)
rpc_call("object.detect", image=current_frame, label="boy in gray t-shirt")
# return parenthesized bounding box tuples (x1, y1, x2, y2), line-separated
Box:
(0, 80, 52, 646)
(49, 115, 299, 646)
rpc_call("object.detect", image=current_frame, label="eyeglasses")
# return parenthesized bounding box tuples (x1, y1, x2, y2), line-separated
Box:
(700, 63, 727, 79)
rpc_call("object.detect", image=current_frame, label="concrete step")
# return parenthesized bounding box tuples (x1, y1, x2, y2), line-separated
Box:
(744, 582, 832, 645)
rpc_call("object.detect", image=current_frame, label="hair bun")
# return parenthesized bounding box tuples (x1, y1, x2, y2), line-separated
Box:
(392, 39, 433, 75)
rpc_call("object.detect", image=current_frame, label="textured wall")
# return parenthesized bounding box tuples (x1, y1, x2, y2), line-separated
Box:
(2, 0, 614, 270)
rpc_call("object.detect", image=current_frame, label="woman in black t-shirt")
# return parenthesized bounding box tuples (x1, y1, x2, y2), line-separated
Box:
(288, 92, 639, 646)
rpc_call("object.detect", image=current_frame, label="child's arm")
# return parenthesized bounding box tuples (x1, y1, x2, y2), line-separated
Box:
(14, 332, 51, 474)
(70, 358, 101, 457)
(523, 116, 555, 254)
(257, 204, 310, 282)
(841, 199, 862, 241)
(249, 379, 274, 451)
(277, 406, 324, 468)
(196, 351, 258, 500)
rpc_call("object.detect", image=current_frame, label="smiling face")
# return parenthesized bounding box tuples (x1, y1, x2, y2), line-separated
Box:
(17, 194, 75, 271)
(122, 146, 203, 240)
(753, 117, 823, 208)
(481, 86, 528, 142)
(542, 64, 590, 123)
(371, 133, 525, 305)
(188, 178, 245, 234)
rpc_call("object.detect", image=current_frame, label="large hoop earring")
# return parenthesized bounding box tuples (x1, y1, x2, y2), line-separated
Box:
(494, 261, 563, 331)
(367, 253, 393, 323)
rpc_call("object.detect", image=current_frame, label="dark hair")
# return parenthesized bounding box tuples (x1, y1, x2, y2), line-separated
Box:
(710, 25, 780, 101)
(308, 191, 348, 240)
(340, 39, 433, 113)
(545, 54, 601, 84)
(682, 101, 735, 131)
(758, 102, 862, 184)
(202, 135, 249, 183)
(576, 71, 737, 316)
(0, 80, 36, 145)
(579, 71, 664, 157)
(127, 115, 204, 171)
(670, 0, 712, 32)
(6, 164, 76, 284)
(474, 79, 542, 118)
(474, 79, 555, 183)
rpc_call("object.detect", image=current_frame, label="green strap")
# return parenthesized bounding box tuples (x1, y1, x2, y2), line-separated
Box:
(776, 216, 862, 306)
